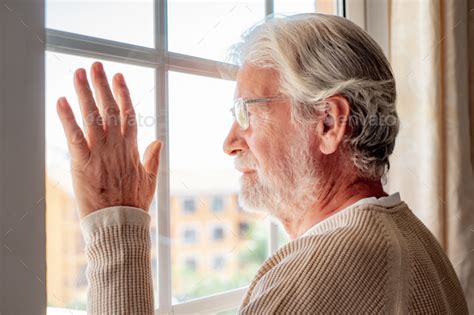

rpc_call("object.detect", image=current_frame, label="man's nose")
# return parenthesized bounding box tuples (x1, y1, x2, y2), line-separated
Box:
(223, 121, 247, 156)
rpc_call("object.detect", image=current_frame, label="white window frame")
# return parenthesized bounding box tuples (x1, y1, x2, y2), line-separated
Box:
(0, 0, 394, 313)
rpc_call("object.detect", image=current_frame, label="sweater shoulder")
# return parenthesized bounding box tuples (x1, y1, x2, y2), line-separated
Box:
(241, 208, 394, 313)
(281, 205, 393, 261)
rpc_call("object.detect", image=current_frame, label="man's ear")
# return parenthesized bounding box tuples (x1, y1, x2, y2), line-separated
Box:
(316, 95, 350, 155)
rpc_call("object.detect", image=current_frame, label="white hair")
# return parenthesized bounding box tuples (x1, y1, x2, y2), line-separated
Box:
(228, 13, 399, 180)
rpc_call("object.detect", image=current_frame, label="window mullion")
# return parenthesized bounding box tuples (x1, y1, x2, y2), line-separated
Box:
(265, 0, 278, 259)
(265, 0, 274, 16)
(168, 52, 237, 81)
(155, 0, 173, 313)
(45, 29, 160, 68)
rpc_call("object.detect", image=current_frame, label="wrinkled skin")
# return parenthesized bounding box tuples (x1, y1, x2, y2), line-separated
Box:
(57, 62, 162, 219)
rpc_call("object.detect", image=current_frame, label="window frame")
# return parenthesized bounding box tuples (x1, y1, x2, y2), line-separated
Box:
(0, 0, 392, 313)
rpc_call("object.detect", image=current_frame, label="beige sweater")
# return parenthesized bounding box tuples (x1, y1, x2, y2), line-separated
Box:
(80, 201, 468, 314)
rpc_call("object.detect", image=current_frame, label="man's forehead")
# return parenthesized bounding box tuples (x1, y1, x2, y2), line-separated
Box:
(235, 63, 280, 98)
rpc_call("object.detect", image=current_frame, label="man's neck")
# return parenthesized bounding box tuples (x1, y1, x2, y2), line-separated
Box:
(282, 178, 388, 239)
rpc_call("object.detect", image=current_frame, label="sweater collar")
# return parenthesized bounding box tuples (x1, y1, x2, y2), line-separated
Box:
(299, 192, 402, 238)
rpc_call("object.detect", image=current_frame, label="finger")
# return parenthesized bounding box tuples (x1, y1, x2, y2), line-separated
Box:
(112, 73, 137, 142)
(73, 68, 105, 146)
(143, 140, 162, 178)
(56, 97, 91, 164)
(90, 62, 121, 139)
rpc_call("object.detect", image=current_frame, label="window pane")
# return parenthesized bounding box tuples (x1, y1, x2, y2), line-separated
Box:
(274, 0, 339, 15)
(168, 0, 265, 62)
(46, 0, 154, 47)
(169, 72, 268, 302)
(278, 225, 291, 248)
(45, 52, 157, 311)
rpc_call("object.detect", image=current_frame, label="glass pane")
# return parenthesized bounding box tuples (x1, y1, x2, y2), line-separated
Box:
(278, 225, 291, 248)
(46, 0, 154, 47)
(45, 52, 157, 311)
(168, 0, 265, 62)
(169, 72, 269, 302)
(274, 0, 339, 15)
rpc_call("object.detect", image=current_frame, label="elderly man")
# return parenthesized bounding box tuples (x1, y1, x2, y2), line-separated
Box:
(57, 14, 468, 314)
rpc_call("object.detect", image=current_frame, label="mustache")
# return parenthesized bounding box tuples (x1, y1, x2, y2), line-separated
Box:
(234, 153, 258, 170)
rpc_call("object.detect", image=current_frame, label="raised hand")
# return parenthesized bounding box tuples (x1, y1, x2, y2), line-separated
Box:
(57, 61, 162, 219)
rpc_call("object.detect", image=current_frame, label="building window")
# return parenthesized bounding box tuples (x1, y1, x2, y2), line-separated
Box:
(211, 255, 226, 270)
(211, 226, 225, 241)
(211, 196, 225, 212)
(184, 257, 197, 272)
(239, 222, 250, 239)
(183, 228, 198, 244)
(183, 197, 196, 214)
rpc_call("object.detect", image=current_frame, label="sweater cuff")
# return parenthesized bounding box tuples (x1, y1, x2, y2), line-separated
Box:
(80, 206, 151, 243)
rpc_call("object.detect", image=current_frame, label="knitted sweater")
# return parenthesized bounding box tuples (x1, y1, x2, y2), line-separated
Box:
(80, 201, 468, 314)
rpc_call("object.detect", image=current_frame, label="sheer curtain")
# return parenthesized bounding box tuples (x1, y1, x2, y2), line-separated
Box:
(386, 0, 474, 310)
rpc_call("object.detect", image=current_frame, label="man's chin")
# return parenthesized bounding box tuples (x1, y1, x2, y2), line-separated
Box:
(237, 171, 283, 215)
(237, 184, 276, 215)
(237, 192, 264, 213)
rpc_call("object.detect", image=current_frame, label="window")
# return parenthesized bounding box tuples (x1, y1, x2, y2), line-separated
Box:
(168, 0, 265, 62)
(211, 196, 225, 212)
(211, 226, 226, 241)
(211, 255, 227, 270)
(182, 227, 199, 244)
(239, 221, 250, 239)
(0, 0, 354, 313)
(169, 71, 270, 303)
(46, 0, 154, 47)
(184, 257, 198, 272)
(45, 52, 157, 311)
(182, 197, 196, 214)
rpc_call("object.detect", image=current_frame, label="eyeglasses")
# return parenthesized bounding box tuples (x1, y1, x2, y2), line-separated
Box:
(230, 95, 288, 130)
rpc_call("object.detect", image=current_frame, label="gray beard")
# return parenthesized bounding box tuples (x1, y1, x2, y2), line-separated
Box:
(237, 133, 321, 222)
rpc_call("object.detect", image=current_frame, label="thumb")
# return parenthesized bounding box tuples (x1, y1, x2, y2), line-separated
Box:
(143, 140, 162, 177)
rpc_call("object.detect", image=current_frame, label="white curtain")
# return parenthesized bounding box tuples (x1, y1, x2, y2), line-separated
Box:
(386, 0, 474, 310)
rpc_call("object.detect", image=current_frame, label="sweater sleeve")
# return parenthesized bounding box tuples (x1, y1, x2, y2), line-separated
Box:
(80, 206, 154, 315)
